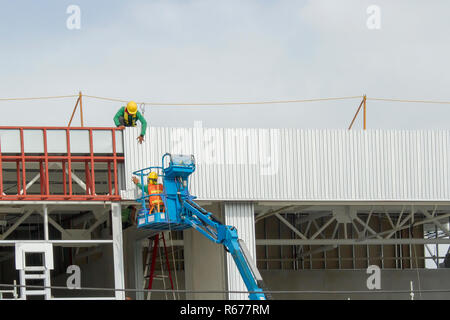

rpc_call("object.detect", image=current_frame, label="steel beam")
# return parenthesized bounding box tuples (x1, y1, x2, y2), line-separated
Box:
(255, 205, 297, 222)
(0, 240, 113, 246)
(420, 209, 450, 237)
(311, 217, 335, 240)
(0, 210, 33, 240)
(274, 213, 307, 240)
(256, 239, 450, 245)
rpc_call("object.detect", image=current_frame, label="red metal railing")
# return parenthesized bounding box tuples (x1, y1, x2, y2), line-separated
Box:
(0, 127, 124, 201)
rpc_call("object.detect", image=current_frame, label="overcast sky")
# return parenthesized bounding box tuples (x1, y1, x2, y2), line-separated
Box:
(0, 0, 449, 129)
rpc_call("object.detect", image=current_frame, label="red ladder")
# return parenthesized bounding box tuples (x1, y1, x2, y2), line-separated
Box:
(145, 233, 175, 299)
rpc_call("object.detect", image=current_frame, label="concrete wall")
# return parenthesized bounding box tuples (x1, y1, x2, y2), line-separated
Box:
(261, 269, 450, 300)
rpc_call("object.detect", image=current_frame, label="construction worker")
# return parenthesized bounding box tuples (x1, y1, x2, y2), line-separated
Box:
(132, 172, 164, 213)
(113, 101, 147, 144)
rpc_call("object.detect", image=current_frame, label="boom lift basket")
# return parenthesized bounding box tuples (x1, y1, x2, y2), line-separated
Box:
(133, 153, 195, 231)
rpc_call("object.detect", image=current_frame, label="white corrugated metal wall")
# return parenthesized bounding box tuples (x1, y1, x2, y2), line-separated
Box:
(224, 202, 256, 300)
(122, 127, 450, 201)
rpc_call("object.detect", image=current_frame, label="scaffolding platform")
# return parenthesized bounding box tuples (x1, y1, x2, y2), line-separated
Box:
(0, 126, 124, 201)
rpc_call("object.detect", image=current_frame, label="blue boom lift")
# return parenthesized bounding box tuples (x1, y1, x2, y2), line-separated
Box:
(134, 153, 270, 300)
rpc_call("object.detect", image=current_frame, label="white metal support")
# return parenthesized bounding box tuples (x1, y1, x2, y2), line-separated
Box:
(386, 212, 414, 239)
(311, 217, 335, 240)
(255, 205, 296, 222)
(15, 242, 54, 300)
(37, 211, 72, 239)
(354, 216, 382, 239)
(111, 202, 125, 300)
(43, 204, 49, 241)
(384, 210, 395, 229)
(0, 210, 33, 240)
(224, 202, 256, 300)
(274, 213, 308, 240)
(420, 209, 450, 237)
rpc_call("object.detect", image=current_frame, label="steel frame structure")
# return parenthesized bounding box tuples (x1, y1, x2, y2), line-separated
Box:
(255, 203, 450, 270)
(0, 202, 125, 300)
(0, 126, 124, 201)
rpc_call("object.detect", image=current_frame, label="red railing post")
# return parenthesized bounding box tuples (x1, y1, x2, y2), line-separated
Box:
(66, 129, 73, 197)
(39, 161, 45, 195)
(88, 129, 96, 196)
(19, 129, 26, 197)
(43, 129, 50, 198)
(16, 161, 21, 196)
(85, 162, 91, 195)
(62, 160, 67, 196)
(107, 161, 112, 196)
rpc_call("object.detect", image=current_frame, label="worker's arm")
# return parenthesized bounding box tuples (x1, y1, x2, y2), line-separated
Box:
(113, 107, 125, 126)
(132, 176, 149, 194)
(136, 111, 147, 136)
(136, 183, 149, 194)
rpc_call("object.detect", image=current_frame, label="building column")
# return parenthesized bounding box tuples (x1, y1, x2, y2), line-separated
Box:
(224, 202, 256, 300)
(111, 202, 125, 300)
(184, 202, 226, 299)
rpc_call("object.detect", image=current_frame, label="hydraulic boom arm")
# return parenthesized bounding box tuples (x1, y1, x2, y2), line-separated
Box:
(182, 200, 269, 300)
(134, 153, 270, 300)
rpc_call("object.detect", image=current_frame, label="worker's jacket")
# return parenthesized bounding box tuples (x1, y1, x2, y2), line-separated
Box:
(113, 106, 147, 136)
(148, 184, 164, 206)
(137, 182, 164, 206)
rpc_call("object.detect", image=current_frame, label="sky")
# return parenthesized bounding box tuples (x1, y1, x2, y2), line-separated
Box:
(0, 0, 450, 129)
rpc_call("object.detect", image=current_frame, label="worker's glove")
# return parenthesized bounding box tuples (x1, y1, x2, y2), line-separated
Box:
(137, 135, 144, 144)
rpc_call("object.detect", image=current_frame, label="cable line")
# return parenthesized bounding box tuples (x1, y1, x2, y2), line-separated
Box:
(0, 94, 78, 101)
(83, 95, 364, 106)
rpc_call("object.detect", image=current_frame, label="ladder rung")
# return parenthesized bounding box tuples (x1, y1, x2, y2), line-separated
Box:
(25, 290, 46, 296)
(144, 274, 168, 279)
(24, 266, 46, 272)
(24, 274, 46, 279)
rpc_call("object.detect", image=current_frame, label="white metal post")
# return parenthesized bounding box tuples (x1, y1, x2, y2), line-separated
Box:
(43, 204, 49, 241)
(19, 269, 26, 299)
(111, 202, 125, 300)
(224, 202, 257, 300)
